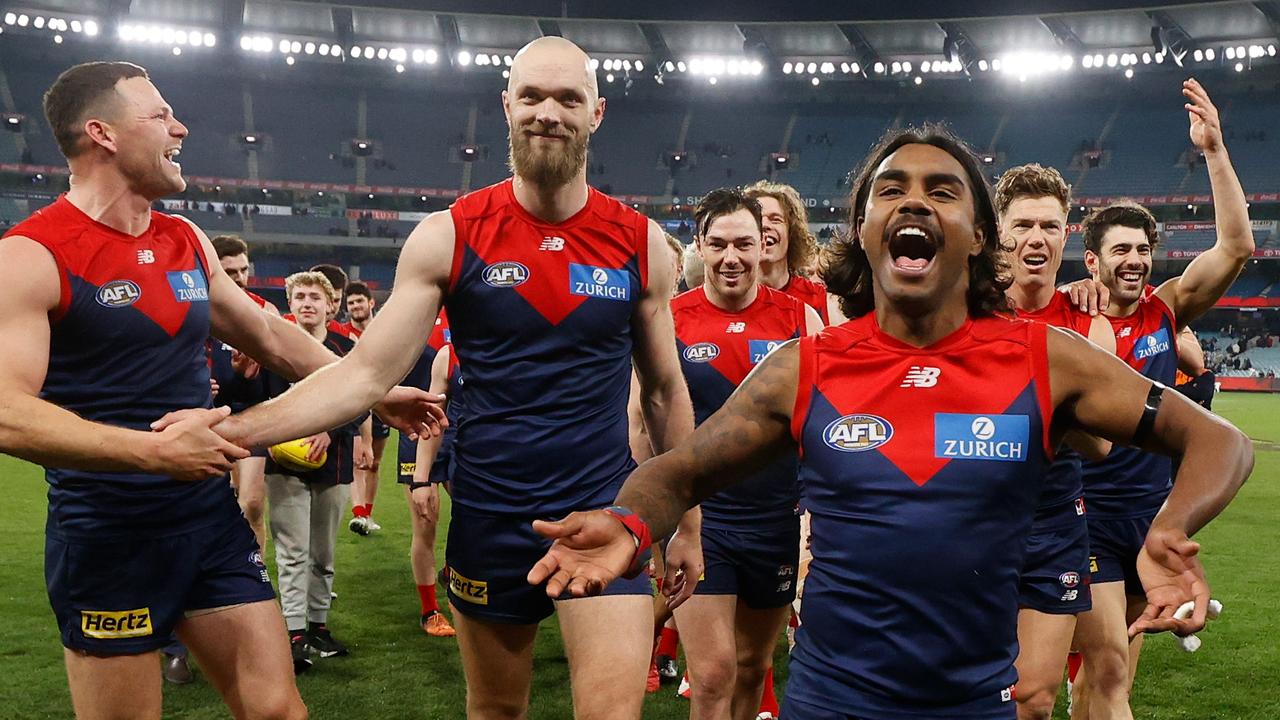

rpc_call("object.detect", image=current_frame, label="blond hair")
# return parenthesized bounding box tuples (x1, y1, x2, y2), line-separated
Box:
(744, 180, 818, 274)
(284, 271, 338, 305)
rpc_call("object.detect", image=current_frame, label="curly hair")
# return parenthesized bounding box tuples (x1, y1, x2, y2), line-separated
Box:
(744, 180, 818, 274)
(1082, 200, 1159, 254)
(820, 124, 1011, 319)
(993, 163, 1072, 218)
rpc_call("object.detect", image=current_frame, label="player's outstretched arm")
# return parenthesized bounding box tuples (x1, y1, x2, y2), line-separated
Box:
(1156, 79, 1253, 326)
(180, 217, 339, 381)
(1046, 326, 1253, 636)
(0, 237, 246, 479)
(529, 341, 800, 596)
(214, 212, 455, 449)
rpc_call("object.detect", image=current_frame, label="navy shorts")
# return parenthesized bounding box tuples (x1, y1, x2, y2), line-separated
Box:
(695, 521, 800, 609)
(1018, 497, 1091, 614)
(396, 432, 450, 485)
(781, 694, 1015, 720)
(1088, 514, 1153, 597)
(371, 415, 390, 441)
(445, 503, 652, 624)
(45, 513, 274, 655)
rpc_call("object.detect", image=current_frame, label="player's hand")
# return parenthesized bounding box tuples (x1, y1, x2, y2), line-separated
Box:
(374, 386, 448, 441)
(661, 528, 704, 610)
(1184, 78, 1223, 154)
(353, 436, 374, 470)
(1059, 278, 1110, 316)
(148, 406, 250, 481)
(1130, 527, 1210, 638)
(230, 349, 260, 380)
(209, 377, 220, 399)
(411, 483, 440, 524)
(304, 432, 331, 464)
(528, 511, 633, 598)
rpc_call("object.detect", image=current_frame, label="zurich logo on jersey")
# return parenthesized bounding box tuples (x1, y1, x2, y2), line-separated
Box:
(683, 342, 720, 363)
(749, 339, 786, 365)
(96, 280, 142, 308)
(482, 261, 530, 288)
(167, 270, 209, 302)
(569, 263, 630, 301)
(822, 414, 893, 453)
(1133, 328, 1171, 360)
(934, 413, 1029, 462)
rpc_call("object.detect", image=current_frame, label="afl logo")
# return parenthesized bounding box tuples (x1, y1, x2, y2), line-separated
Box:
(96, 280, 142, 308)
(683, 342, 720, 363)
(823, 414, 893, 453)
(482, 262, 529, 288)
(1059, 572, 1080, 589)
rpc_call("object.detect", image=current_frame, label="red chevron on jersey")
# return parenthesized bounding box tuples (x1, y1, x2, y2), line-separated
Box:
(448, 180, 649, 327)
(673, 286, 806, 392)
(780, 274, 828, 324)
(1017, 291, 1093, 335)
(792, 314, 1054, 487)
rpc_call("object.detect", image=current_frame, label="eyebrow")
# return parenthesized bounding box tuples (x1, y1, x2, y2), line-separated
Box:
(518, 83, 585, 100)
(875, 168, 966, 187)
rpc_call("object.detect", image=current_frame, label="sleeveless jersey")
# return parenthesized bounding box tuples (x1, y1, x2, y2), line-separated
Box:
(1016, 291, 1091, 522)
(786, 314, 1053, 716)
(672, 286, 806, 528)
(4, 196, 230, 538)
(445, 179, 649, 516)
(1081, 294, 1178, 519)
(780, 274, 829, 324)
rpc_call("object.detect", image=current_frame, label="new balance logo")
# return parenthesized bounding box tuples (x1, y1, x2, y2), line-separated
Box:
(900, 366, 941, 388)
(539, 236, 565, 251)
(136, 249, 155, 264)
(1117, 327, 1133, 339)
(726, 322, 746, 333)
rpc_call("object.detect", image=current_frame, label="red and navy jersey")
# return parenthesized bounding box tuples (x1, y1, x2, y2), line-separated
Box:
(1082, 295, 1178, 519)
(672, 286, 806, 528)
(246, 290, 273, 311)
(445, 180, 649, 516)
(780, 274, 828, 324)
(4, 196, 231, 538)
(1016, 292, 1092, 521)
(787, 314, 1053, 716)
(338, 321, 362, 339)
(282, 315, 352, 339)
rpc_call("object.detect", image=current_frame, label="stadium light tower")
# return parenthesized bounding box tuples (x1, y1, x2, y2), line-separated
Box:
(1149, 11, 1196, 67)
(940, 23, 982, 77)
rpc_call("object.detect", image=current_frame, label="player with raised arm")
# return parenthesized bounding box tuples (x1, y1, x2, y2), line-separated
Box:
(0, 61, 439, 720)
(527, 125, 1252, 720)
(1069, 79, 1253, 720)
(205, 37, 699, 720)
(670, 188, 822, 720)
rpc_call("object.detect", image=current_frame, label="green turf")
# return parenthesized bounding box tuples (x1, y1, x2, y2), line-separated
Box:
(1, 392, 1277, 718)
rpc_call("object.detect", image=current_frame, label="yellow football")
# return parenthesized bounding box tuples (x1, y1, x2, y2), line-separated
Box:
(268, 438, 327, 473)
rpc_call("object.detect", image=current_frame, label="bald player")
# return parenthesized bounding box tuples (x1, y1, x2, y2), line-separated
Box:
(206, 37, 698, 720)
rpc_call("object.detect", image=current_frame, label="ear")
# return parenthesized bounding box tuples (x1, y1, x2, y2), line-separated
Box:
(589, 96, 606, 134)
(83, 118, 119, 155)
(854, 216, 865, 250)
(970, 226, 985, 257)
(501, 89, 512, 125)
(1083, 249, 1100, 277)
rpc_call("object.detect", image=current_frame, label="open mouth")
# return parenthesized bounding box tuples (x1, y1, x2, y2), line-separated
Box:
(720, 269, 744, 283)
(762, 231, 780, 248)
(1022, 252, 1048, 269)
(163, 147, 181, 168)
(887, 224, 938, 276)
(1118, 269, 1145, 284)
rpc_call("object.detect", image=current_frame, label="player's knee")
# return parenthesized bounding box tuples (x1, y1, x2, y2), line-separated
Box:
(246, 692, 307, 720)
(1014, 685, 1057, 720)
(692, 656, 736, 700)
(733, 656, 769, 692)
(466, 691, 526, 720)
(240, 494, 266, 524)
(1085, 646, 1131, 697)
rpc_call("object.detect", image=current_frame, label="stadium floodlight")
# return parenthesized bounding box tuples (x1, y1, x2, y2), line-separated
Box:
(331, 45, 343, 57)
(1226, 46, 1236, 60)
(850, 62, 860, 74)
(1205, 48, 1216, 61)
(33, 16, 44, 29)
(676, 61, 687, 72)
(1124, 68, 1133, 78)
(874, 61, 885, 74)
(304, 42, 315, 55)
(253, 36, 271, 52)
(914, 76, 923, 85)
(395, 63, 404, 73)
(665, 60, 676, 72)
(285, 56, 295, 66)
(1235, 45, 1245, 58)
(979, 58, 990, 71)
(290, 41, 301, 53)
(504, 55, 514, 66)
(891, 61, 902, 74)
(204, 33, 216, 47)
(589, 58, 599, 70)
(1106, 53, 1117, 67)
(991, 58, 1003, 72)
(708, 76, 717, 85)
(1249, 45, 1264, 58)
(412, 48, 425, 63)
(176, 30, 187, 44)
(170, 45, 180, 54)
(350, 46, 363, 58)
(502, 70, 510, 79)
(635, 60, 645, 71)
(810, 76, 819, 86)
(390, 48, 406, 63)
(3, 13, 14, 25)
(1082, 54, 1094, 68)
(17, 14, 28, 27)
(842, 61, 852, 73)
(820, 62, 835, 74)
(1235, 61, 1244, 71)
(623, 60, 633, 71)
(1142, 52, 1152, 64)
(476, 53, 490, 66)
(377, 47, 389, 60)
(605, 72, 614, 82)
(457, 50, 472, 66)
(321, 43, 331, 56)
(278, 39, 290, 53)
(1269, 45, 1277, 57)
(603, 58, 613, 71)
(1194, 49, 1204, 62)
(902, 61, 912, 73)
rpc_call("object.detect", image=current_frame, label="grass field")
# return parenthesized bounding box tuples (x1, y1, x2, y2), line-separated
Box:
(1, 392, 1276, 719)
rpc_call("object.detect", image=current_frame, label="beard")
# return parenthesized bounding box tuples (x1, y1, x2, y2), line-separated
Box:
(508, 122, 588, 188)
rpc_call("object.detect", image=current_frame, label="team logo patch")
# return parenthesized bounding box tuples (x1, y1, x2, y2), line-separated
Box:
(683, 342, 720, 363)
(748, 339, 786, 365)
(569, 263, 630, 301)
(1133, 328, 1171, 360)
(249, 550, 265, 567)
(822, 414, 893, 453)
(1059, 571, 1081, 588)
(482, 261, 529, 288)
(96, 280, 142, 308)
(934, 413, 1029, 462)
(81, 608, 153, 639)
(448, 567, 489, 605)
(167, 270, 209, 302)
(399, 462, 416, 477)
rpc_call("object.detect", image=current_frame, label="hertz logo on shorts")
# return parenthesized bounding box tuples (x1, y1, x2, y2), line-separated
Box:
(399, 462, 416, 476)
(448, 568, 489, 605)
(81, 608, 153, 639)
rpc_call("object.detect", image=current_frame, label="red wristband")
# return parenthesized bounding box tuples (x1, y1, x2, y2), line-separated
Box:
(602, 505, 653, 579)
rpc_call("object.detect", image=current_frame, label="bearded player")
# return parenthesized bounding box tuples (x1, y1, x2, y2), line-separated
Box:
(205, 37, 699, 720)
(528, 125, 1252, 720)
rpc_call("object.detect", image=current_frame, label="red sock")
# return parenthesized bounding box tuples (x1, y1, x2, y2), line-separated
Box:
(352, 505, 369, 518)
(364, 503, 374, 516)
(758, 667, 778, 714)
(656, 627, 679, 657)
(1067, 651, 1083, 683)
(417, 583, 438, 615)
